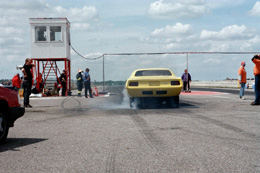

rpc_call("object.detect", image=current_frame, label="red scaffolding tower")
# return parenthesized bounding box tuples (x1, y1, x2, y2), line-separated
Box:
(31, 58, 71, 95)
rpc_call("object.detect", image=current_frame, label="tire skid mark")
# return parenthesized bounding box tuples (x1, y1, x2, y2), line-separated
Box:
(194, 113, 260, 140)
(130, 114, 164, 151)
(61, 96, 82, 110)
(105, 139, 120, 173)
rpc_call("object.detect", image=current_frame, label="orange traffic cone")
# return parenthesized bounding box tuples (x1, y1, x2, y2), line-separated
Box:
(94, 86, 99, 96)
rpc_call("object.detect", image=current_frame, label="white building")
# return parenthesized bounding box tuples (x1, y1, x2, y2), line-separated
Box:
(29, 18, 71, 94)
(29, 18, 70, 59)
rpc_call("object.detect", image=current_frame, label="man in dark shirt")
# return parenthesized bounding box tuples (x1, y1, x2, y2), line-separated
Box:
(181, 69, 192, 92)
(22, 58, 35, 108)
(59, 70, 67, 96)
(83, 68, 93, 98)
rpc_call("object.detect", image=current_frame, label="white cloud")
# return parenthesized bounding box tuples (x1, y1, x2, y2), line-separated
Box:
(0, 1, 100, 30)
(148, 0, 209, 20)
(151, 23, 193, 37)
(205, 0, 245, 8)
(83, 53, 103, 59)
(51, 5, 100, 31)
(200, 25, 255, 40)
(165, 43, 179, 50)
(213, 43, 231, 52)
(202, 58, 222, 65)
(249, 1, 260, 16)
(240, 35, 260, 51)
(151, 23, 260, 52)
(0, 37, 24, 46)
(148, 23, 194, 47)
(0, 27, 23, 37)
(72, 23, 92, 31)
(53, 6, 99, 23)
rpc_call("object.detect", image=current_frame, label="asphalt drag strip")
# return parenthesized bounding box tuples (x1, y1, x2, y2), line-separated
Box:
(1, 86, 260, 172)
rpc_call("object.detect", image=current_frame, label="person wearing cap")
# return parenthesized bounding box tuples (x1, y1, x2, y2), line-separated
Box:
(238, 61, 246, 100)
(22, 58, 35, 108)
(251, 54, 260, 105)
(59, 70, 67, 96)
(76, 69, 83, 97)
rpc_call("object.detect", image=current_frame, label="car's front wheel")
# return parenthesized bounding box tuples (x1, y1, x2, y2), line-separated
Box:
(0, 112, 9, 144)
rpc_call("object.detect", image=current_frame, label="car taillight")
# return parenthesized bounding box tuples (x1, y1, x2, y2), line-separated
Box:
(171, 81, 180, 85)
(129, 82, 138, 86)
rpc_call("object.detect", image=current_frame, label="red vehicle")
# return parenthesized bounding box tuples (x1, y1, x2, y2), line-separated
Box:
(0, 86, 25, 143)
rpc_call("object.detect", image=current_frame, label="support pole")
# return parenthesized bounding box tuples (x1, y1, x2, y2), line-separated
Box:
(103, 55, 105, 91)
(68, 59, 71, 94)
(186, 53, 189, 72)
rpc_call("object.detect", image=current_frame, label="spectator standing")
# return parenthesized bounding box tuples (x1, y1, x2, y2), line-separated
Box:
(76, 69, 83, 97)
(12, 73, 21, 92)
(238, 61, 247, 100)
(251, 55, 260, 105)
(181, 69, 192, 92)
(59, 70, 67, 96)
(22, 58, 35, 108)
(83, 68, 93, 98)
(36, 73, 43, 93)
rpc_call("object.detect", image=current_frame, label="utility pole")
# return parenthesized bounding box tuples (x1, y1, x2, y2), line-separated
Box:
(186, 53, 189, 72)
(103, 54, 105, 91)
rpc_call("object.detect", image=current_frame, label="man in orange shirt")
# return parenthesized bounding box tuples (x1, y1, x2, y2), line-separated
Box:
(251, 54, 260, 105)
(238, 61, 246, 100)
(12, 73, 21, 92)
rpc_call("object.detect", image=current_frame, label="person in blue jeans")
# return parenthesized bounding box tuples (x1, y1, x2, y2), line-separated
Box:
(83, 68, 93, 98)
(251, 55, 260, 105)
(238, 61, 246, 100)
(22, 58, 35, 108)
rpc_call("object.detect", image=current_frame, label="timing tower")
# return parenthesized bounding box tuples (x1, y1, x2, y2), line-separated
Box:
(29, 18, 71, 94)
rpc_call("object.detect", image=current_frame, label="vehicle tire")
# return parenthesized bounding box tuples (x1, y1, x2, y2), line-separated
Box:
(167, 96, 179, 108)
(0, 111, 9, 144)
(137, 98, 145, 109)
(130, 97, 144, 109)
(129, 98, 134, 108)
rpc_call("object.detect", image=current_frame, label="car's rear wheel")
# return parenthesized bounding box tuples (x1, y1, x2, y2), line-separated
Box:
(0, 112, 9, 144)
(129, 98, 134, 108)
(167, 96, 179, 108)
(130, 97, 143, 109)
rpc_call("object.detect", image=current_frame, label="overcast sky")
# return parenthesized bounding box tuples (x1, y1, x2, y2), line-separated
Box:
(1, 0, 260, 81)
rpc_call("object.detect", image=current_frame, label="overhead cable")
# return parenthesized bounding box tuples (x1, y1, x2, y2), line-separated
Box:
(104, 52, 260, 56)
(71, 43, 259, 60)
(70, 44, 103, 60)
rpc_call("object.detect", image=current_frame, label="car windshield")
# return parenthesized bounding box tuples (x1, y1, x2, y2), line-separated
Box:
(135, 70, 172, 76)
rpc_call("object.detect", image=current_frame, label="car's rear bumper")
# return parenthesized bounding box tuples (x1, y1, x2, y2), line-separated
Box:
(9, 107, 25, 127)
(126, 86, 182, 98)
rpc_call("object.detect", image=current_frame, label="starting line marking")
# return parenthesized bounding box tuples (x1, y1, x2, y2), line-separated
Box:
(180, 91, 228, 95)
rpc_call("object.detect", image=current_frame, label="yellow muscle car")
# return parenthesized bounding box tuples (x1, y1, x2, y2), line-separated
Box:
(125, 68, 182, 108)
